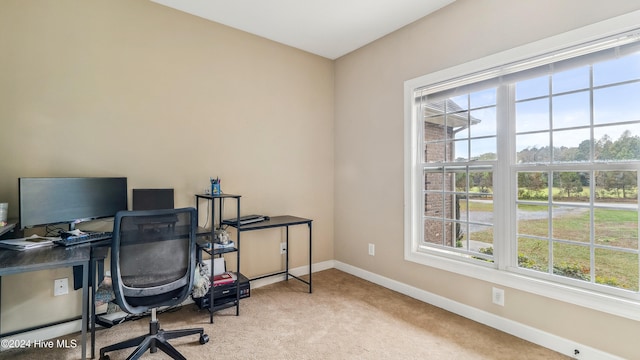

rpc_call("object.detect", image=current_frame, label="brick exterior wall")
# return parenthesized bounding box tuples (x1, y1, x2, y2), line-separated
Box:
(424, 122, 456, 247)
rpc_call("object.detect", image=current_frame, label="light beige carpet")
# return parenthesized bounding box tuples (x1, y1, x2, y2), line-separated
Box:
(1, 269, 569, 359)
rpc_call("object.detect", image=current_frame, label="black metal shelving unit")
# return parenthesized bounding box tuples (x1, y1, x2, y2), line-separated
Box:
(195, 193, 242, 324)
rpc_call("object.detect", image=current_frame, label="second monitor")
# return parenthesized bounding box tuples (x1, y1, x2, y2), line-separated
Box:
(132, 189, 174, 211)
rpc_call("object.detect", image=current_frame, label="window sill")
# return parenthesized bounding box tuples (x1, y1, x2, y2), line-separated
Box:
(405, 247, 640, 321)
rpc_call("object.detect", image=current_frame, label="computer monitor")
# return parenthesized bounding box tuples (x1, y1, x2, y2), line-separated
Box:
(132, 188, 174, 210)
(18, 177, 128, 230)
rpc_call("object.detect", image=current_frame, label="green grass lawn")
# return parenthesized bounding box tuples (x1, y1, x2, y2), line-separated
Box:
(461, 199, 639, 291)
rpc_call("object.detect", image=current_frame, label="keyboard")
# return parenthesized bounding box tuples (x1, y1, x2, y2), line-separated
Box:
(54, 231, 113, 247)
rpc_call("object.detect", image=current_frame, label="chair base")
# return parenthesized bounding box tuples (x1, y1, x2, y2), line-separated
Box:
(99, 318, 208, 360)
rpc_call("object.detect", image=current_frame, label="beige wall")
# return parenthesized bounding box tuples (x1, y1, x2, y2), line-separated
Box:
(334, 0, 640, 359)
(0, 0, 333, 332)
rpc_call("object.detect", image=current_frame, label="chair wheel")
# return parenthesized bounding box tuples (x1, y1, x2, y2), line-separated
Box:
(200, 334, 209, 344)
(100, 355, 110, 360)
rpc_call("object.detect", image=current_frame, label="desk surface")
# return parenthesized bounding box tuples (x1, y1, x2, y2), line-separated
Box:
(227, 215, 312, 231)
(0, 245, 91, 276)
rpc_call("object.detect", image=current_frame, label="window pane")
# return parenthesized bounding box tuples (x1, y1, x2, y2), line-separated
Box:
(455, 192, 468, 213)
(449, 95, 469, 110)
(552, 91, 590, 128)
(425, 121, 447, 142)
(595, 171, 638, 202)
(595, 248, 639, 291)
(593, 82, 640, 124)
(456, 222, 468, 249)
(460, 198, 493, 224)
(453, 140, 469, 161)
(452, 169, 468, 193)
(450, 111, 470, 138)
(470, 88, 496, 108)
(518, 237, 549, 272)
(551, 206, 590, 243)
(594, 208, 638, 250)
(552, 128, 590, 162)
(469, 170, 493, 196)
(553, 172, 588, 201)
(425, 171, 444, 191)
(425, 193, 444, 217)
(423, 99, 445, 123)
(468, 224, 493, 248)
(516, 132, 550, 163)
(444, 194, 464, 222)
(553, 66, 590, 94)
(443, 220, 457, 247)
(454, 125, 469, 141)
(425, 142, 446, 163)
(594, 125, 640, 161)
(516, 76, 549, 100)
(516, 98, 550, 132)
(553, 243, 590, 282)
(593, 52, 640, 87)
(470, 137, 496, 160)
(517, 172, 549, 200)
(424, 219, 444, 246)
(517, 204, 549, 238)
(470, 107, 497, 137)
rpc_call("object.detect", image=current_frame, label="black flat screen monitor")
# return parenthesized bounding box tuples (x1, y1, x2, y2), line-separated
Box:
(132, 188, 174, 210)
(19, 177, 128, 230)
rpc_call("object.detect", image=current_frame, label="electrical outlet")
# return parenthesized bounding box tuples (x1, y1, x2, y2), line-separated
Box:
(368, 243, 375, 256)
(492, 287, 505, 306)
(280, 242, 287, 254)
(54, 278, 69, 296)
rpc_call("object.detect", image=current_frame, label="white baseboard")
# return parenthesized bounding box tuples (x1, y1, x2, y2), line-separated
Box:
(334, 261, 621, 360)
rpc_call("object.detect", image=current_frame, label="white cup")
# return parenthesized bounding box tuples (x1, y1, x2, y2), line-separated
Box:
(0, 202, 7, 225)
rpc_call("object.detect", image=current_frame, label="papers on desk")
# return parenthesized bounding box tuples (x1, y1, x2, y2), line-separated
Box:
(222, 215, 266, 226)
(0, 234, 57, 251)
(0, 222, 16, 237)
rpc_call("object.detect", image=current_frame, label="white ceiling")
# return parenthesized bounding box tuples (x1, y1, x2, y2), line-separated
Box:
(150, 0, 455, 59)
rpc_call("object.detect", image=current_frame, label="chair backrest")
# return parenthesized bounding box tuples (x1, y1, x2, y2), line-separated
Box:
(111, 207, 197, 314)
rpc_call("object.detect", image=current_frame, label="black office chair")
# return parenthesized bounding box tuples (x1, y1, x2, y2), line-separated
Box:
(99, 207, 209, 360)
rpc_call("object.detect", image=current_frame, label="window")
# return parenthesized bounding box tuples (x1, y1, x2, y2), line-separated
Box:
(405, 26, 640, 303)
(419, 90, 497, 262)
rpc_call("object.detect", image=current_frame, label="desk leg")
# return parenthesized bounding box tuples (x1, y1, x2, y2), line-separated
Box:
(90, 258, 96, 359)
(81, 262, 88, 360)
(308, 222, 312, 293)
(285, 226, 289, 281)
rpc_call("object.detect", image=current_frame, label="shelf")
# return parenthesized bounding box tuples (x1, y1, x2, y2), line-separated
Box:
(192, 272, 250, 311)
(195, 194, 242, 324)
(196, 241, 238, 256)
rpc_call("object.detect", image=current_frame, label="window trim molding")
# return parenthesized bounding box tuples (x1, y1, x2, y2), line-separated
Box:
(404, 9, 640, 320)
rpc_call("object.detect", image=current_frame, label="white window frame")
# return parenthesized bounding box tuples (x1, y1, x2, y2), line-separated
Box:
(404, 10, 640, 320)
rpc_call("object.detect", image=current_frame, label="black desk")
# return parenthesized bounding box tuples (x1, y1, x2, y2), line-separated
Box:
(227, 215, 313, 293)
(0, 245, 90, 360)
